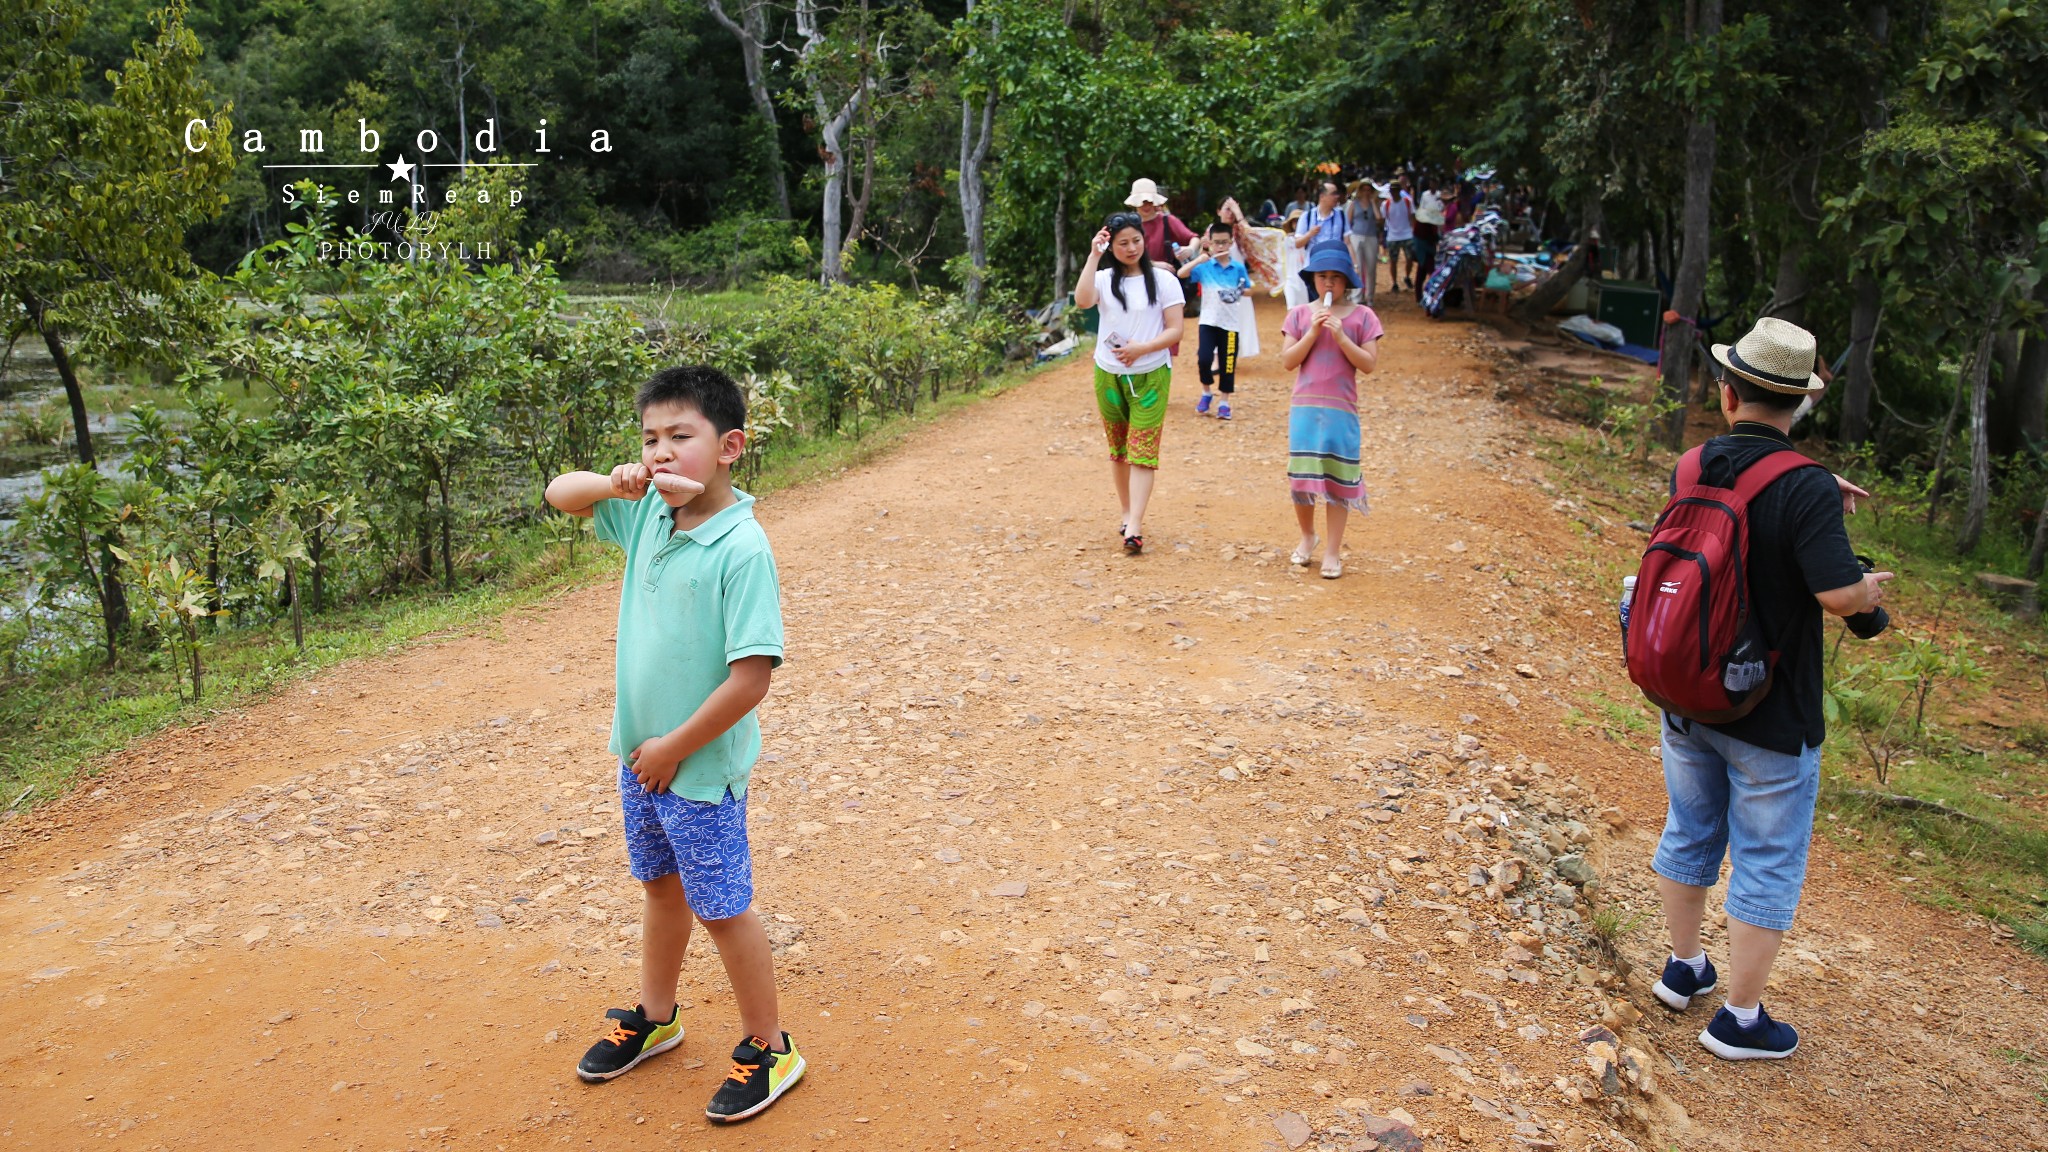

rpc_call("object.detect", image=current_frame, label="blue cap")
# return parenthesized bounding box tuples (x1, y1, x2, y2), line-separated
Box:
(1299, 240, 1360, 293)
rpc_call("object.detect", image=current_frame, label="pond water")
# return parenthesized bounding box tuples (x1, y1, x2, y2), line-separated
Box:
(0, 343, 132, 532)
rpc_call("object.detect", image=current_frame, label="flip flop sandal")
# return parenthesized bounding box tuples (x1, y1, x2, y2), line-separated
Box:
(1290, 537, 1319, 566)
(1123, 534, 1144, 556)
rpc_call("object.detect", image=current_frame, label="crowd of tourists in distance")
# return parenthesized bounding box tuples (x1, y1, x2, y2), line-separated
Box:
(1069, 169, 1894, 1071)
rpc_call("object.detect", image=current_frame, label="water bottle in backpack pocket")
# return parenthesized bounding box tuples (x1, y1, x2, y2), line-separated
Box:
(1623, 447, 1819, 724)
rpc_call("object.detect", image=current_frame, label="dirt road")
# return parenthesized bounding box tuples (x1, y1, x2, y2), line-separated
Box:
(3, 291, 2042, 1152)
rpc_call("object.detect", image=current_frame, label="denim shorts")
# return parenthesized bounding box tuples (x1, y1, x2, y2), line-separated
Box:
(617, 761, 753, 921)
(1651, 716, 1821, 932)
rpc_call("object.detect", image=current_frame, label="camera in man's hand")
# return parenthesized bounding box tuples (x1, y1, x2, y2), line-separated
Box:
(1846, 554, 1890, 639)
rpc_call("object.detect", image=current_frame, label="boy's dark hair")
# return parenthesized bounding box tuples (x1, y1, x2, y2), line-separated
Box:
(1721, 371, 1807, 413)
(636, 365, 748, 435)
(1205, 221, 1231, 239)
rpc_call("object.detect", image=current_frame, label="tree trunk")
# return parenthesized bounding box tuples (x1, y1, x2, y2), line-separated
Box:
(452, 39, 471, 167)
(25, 292, 131, 644)
(1052, 184, 1070, 305)
(1926, 352, 1973, 528)
(842, 96, 880, 270)
(814, 87, 864, 284)
(1762, 240, 1808, 327)
(1840, 273, 1882, 444)
(1957, 317, 2002, 554)
(25, 295, 95, 467)
(799, 0, 868, 284)
(2015, 326, 2048, 451)
(310, 524, 325, 612)
(1659, 0, 1722, 448)
(1840, 4, 1892, 448)
(959, 90, 994, 306)
(436, 465, 456, 592)
(703, 0, 790, 218)
(2028, 484, 2048, 580)
(1512, 193, 1602, 324)
(1989, 328, 2024, 457)
(288, 565, 303, 651)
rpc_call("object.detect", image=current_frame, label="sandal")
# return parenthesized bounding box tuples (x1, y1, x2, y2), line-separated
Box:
(1290, 537, 1318, 566)
(1320, 560, 1343, 580)
(1123, 534, 1144, 556)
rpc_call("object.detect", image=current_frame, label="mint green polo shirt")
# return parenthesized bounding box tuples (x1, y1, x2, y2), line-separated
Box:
(592, 489, 784, 802)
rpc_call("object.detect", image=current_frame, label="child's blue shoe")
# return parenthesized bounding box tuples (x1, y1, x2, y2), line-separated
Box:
(1195, 393, 1213, 416)
(1698, 1003, 1799, 1061)
(1217, 403, 1233, 421)
(1652, 954, 1718, 1010)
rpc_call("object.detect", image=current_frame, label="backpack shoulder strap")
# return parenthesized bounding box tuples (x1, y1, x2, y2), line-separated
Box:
(1731, 448, 1820, 503)
(1674, 445, 1706, 490)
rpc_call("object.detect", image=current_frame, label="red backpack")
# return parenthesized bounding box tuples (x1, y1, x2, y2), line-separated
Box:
(1625, 446, 1819, 723)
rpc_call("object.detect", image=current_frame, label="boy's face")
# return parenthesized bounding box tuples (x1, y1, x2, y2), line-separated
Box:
(641, 399, 744, 507)
(1206, 233, 1232, 259)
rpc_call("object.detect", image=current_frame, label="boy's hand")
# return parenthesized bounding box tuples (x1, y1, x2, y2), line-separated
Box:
(610, 463, 653, 499)
(628, 734, 683, 793)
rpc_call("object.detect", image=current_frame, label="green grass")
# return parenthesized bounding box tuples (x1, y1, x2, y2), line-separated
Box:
(1533, 422, 2048, 957)
(0, 346, 1053, 816)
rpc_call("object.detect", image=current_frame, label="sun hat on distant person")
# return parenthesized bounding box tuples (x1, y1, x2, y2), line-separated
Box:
(1711, 317, 1826, 394)
(1298, 240, 1360, 293)
(1123, 178, 1170, 208)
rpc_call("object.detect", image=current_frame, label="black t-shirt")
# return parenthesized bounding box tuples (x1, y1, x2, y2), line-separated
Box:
(1666, 423, 1865, 755)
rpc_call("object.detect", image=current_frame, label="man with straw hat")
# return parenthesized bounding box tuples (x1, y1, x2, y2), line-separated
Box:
(1643, 316, 1893, 1062)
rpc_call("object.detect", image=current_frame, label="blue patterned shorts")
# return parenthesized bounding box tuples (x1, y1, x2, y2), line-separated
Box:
(617, 761, 753, 921)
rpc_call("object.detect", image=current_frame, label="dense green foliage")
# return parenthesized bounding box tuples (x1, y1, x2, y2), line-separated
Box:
(1333, 1, 2047, 564)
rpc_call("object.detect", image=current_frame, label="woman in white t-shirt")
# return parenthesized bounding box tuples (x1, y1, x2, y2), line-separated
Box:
(1074, 211, 1185, 556)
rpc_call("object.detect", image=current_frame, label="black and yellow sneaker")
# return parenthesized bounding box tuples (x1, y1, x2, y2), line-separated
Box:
(704, 1032, 805, 1122)
(575, 1004, 684, 1082)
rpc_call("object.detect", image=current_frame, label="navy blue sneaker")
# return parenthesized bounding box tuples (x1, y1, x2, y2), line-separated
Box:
(1651, 954, 1719, 1010)
(1698, 1003, 1799, 1061)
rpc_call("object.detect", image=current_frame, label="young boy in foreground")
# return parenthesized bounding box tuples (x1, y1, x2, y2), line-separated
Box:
(543, 365, 802, 1122)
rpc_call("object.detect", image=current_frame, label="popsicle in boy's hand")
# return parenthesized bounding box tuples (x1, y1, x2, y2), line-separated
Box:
(651, 472, 704, 498)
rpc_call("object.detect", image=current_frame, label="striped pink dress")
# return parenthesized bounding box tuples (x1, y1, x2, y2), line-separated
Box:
(1282, 304, 1383, 510)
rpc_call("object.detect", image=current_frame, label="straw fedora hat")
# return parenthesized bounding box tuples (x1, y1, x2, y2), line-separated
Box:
(1711, 317, 1825, 394)
(1123, 178, 1170, 207)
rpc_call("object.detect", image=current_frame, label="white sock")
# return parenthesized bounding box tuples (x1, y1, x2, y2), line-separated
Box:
(1672, 951, 1707, 977)
(1724, 1000, 1760, 1027)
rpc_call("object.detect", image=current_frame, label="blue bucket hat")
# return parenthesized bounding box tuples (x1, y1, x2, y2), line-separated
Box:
(1299, 240, 1360, 294)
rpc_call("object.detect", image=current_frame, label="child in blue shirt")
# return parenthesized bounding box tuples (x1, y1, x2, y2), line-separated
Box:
(543, 365, 804, 1123)
(1179, 224, 1261, 420)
